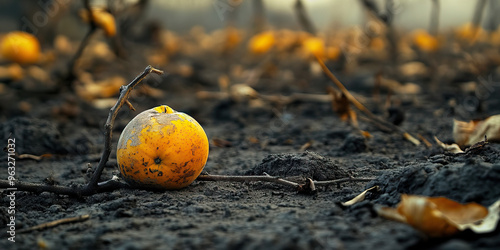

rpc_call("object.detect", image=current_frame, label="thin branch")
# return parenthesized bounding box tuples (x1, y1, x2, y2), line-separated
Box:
(17, 215, 90, 234)
(485, 0, 500, 32)
(314, 55, 420, 145)
(17, 153, 51, 161)
(63, 0, 98, 88)
(197, 174, 376, 189)
(252, 0, 266, 34)
(82, 65, 163, 195)
(472, 0, 487, 29)
(64, 27, 96, 87)
(315, 55, 391, 127)
(429, 0, 440, 36)
(0, 178, 131, 196)
(197, 174, 300, 188)
(314, 177, 375, 186)
(0, 181, 79, 196)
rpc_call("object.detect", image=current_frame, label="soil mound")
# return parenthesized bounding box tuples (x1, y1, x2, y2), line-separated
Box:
(246, 151, 350, 181)
(1, 117, 70, 155)
(372, 148, 500, 206)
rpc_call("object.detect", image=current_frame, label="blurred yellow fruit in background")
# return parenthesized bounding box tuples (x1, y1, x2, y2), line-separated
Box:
(117, 105, 209, 190)
(1, 31, 40, 64)
(249, 31, 275, 54)
(412, 30, 439, 52)
(302, 37, 325, 57)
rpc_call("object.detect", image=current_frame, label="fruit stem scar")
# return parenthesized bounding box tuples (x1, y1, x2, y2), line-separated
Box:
(154, 157, 162, 164)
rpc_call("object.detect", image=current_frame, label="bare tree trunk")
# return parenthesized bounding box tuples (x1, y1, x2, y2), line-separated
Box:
(429, 0, 440, 36)
(384, 0, 397, 65)
(252, 0, 266, 34)
(359, 0, 398, 64)
(294, 0, 316, 35)
(472, 0, 487, 28)
(485, 0, 500, 32)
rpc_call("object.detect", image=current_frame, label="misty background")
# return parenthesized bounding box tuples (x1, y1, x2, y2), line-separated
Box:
(0, 0, 499, 36)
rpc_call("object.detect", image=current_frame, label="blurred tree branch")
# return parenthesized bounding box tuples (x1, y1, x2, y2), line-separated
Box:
(252, 0, 266, 34)
(294, 0, 316, 35)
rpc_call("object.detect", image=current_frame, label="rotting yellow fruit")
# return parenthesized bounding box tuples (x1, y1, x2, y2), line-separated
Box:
(117, 105, 209, 190)
(79, 8, 116, 37)
(0, 31, 40, 64)
(412, 30, 439, 52)
(302, 37, 325, 57)
(249, 31, 275, 54)
(455, 23, 486, 43)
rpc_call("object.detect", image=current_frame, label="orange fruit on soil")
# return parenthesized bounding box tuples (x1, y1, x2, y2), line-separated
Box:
(1, 31, 40, 64)
(117, 105, 209, 190)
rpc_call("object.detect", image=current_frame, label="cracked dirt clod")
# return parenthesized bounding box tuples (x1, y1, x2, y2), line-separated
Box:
(246, 151, 350, 181)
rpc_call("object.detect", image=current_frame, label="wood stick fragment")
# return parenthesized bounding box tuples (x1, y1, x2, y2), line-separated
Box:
(403, 132, 421, 146)
(197, 174, 300, 188)
(315, 55, 420, 145)
(125, 100, 136, 111)
(417, 134, 432, 148)
(197, 174, 376, 188)
(17, 215, 90, 234)
(17, 153, 51, 161)
(314, 177, 375, 186)
(83, 65, 163, 195)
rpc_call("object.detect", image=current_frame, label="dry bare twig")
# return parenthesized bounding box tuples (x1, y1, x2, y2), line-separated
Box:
(17, 214, 90, 234)
(197, 174, 375, 190)
(314, 54, 421, 145)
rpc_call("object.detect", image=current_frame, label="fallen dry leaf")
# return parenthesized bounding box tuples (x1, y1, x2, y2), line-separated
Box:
(327, 86, 351, 123)
(453, 115, 500, 146)
(79, 8, 116, 37)
(376, 194, 498, 237)
(458, 199, 500, 233)
(398, 61, 428, 78)
(341, 186, 378, 206)
(230, 84, 259, 102)
(76, 74, 125, 101)
(403, 133, 421, 146)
